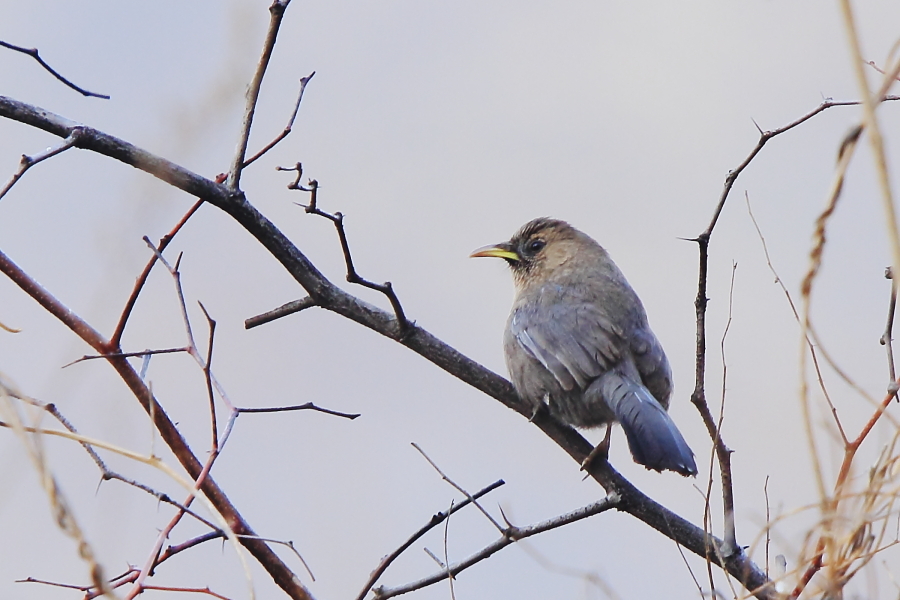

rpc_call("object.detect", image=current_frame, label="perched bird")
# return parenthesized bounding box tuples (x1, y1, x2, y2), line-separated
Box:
(471, 218, 697, 476)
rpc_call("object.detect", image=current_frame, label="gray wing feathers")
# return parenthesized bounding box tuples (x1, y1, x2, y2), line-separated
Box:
(628, 327, 672, 407)
(511, 302, 621, 391)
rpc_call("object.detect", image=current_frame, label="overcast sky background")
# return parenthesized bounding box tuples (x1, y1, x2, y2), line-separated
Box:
(3, 1, 900, 599)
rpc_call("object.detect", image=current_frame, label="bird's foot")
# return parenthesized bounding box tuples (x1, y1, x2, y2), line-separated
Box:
(580, 424, 612, 471)
(528, 396, 550, 422)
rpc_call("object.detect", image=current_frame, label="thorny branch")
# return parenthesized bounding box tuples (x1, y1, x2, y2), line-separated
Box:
(0, 242, 314, 600)
(243, 71, 316, 169)
(236, 402, 360, 419)
(687, 94, 900, 574)
(112, 197, 207, 347)
(0, 40, 109, 98)
(372, 493, 621, 599)
(354, 479, 505, 600)
(0, 126, 83, 201)
(411, 442, 505, 534)
(21, 396, 220, 532)
(274, 163, 411, 336)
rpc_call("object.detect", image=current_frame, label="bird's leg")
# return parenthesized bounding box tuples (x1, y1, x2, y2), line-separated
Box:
(528, 394, 550, 422)
(580, 423, 613, 471)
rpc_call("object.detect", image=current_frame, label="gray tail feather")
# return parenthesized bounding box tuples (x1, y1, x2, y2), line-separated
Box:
(597, 372, 697, 476)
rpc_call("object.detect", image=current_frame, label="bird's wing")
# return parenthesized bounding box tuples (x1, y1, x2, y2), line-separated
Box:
(510, 301, 624, 391)
(627, 326, 673, 405)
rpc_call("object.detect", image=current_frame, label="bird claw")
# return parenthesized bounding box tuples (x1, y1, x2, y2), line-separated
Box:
(528, 396, 550, 422)
(580, 424, 612, 471)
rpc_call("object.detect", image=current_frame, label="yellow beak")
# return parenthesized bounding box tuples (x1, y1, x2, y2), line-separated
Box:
(469, 244, 520, 261)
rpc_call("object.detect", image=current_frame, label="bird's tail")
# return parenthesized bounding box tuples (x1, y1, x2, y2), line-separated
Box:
(597, 372, 697, 476)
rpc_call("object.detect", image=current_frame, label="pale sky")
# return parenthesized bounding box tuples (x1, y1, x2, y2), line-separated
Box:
(2, 1, 900, 599)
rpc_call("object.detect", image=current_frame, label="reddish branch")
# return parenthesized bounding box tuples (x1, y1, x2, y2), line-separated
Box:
(0, 244, 314, 600)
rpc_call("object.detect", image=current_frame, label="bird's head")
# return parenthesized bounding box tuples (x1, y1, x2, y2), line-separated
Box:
(471, 218, 598, 290)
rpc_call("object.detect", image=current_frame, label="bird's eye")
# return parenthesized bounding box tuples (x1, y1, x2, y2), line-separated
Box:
(526, 239, 545, 254)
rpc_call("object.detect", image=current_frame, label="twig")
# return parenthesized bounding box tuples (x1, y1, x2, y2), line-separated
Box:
(355, 479, 504, 600)
(112, 197, 206, 347)
(0, 317, 20, 332)
(126, 444, 225, 600)
(198, 302, 219, 450)
(745, 193, 849, 443)
(227, 0, 291, 191)
(716, 264, 739, 597)
(17, 577, 91, 592)
(790, 381, 900, 598)
(288, 174, 410, 337)
(719, 264, 738, 556)
(0, 126, 83, 201)
(140, 236, 236, 415)
(0, 41, 109, 98)
(62, 346, 189, 368)
(245, 296, 317, 329)
(411, 442, 504, 533)
(881, 267, 898, 390)
(792, 111, 900, 597)
(701, 263, 739, 595)
(141, 585, 232, 600)
(237, 401, 360, 420)
(373, 494, 620, 599)
(243, 71, 316, 168)
(24, 397, 220, 532)
(442, 500, 457, 600)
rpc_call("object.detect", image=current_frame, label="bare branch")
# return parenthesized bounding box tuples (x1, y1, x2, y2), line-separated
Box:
(22, 399, 221, 533)
(745, 193, 849, 444)
(0, 126, 83, 201)
(355, 480, 505, 600)
(198, 301, 219, 451)
(62, 346, 189, 368)
(112, 197, 207, 347)
(227, 0, 292, 190)
(243, 71, 316, 168)
(411, 442, 505, 534)
(373, 494, 620, 599)
(0, 40, 109, 98)
(237, 401, 360, 420)
(141, 585, 233, 600)
(288, 175, 411, 336)
(245, 296, 318, 329)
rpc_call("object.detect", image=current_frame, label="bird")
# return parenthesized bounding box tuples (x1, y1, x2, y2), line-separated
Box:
(471, 217, 697, 476)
